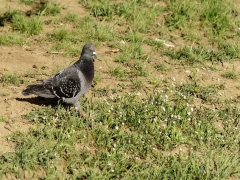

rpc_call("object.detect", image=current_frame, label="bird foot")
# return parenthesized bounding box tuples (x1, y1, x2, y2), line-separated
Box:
(79, 111, 94, 120)
(79, 111, 88, 118)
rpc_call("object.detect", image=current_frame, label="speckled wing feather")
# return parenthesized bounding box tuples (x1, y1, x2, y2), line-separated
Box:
(44, 66, 81, 99)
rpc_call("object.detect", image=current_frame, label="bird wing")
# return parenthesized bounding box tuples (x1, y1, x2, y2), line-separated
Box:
(43, 66, 81, 99)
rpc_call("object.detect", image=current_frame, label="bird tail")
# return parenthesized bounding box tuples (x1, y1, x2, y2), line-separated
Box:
(22, 84, 55, 98)
(22, 84, 44, 96)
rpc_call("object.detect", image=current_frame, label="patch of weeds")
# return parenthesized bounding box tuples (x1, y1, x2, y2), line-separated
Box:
(49, 29, 84, 54)
(75, 16, 115, 42)
(200, 0, 231, 35)
(90, 2, 114, 20)
(125, 30, 144, 43)
(64, 12, 78, 23)
(110, 66, 127, 78)
(0, 73, 23, 85)
(11, 14, 43, 35)
(221, 71, 238, 80)
(129, 62, 148, 77)
(45, 3, 61, 16)
(163, 45, 237, 64)
(33, 1, 60, 16)
(164, 0, 195, 29)
(115, 43, 143, 64)
(0, 116, 7, 122)
(144, 39, 164, 49)
(92, 74, 102, 87)
(81, 0, 162, 33)
(0, 10, 21, 26)
(20, 0, 34, 5)
(130, 78, 144, 90)
(50, 29, 71, 42)
(177, 82, 217, 102)
(163, 46, 199, 64)
(218, 43, 240, 60)
(91, 22, 115, 42)
(149, 77, 162, 86)
(0, 33, 26, 45)
(92, 87, 110, 97)
(154, 63, 169, 71)
(209, 84, 226, 90)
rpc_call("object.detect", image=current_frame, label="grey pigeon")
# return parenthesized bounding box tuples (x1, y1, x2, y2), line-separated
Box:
(22, 43, 96, 111)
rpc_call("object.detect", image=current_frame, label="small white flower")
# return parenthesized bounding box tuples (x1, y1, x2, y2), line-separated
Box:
(115, 126, 119, 130)
(161, 106, 166, 112)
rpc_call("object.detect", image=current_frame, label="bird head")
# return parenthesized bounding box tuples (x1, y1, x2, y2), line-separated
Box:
(81, 43, 97, 60)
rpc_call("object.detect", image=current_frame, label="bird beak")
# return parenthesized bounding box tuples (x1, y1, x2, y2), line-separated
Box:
(93, 52, 97, 58)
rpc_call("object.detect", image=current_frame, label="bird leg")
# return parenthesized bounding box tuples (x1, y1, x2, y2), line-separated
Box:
(74, 101, 88, 118)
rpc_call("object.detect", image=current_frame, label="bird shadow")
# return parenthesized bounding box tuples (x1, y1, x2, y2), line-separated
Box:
(16, 97, 69, 109)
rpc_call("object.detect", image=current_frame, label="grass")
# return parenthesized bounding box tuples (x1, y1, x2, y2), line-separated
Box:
(20, 0, 34, 5)
(0, 73, 23, 85)
(221, 71, 238, 80)
(1, 91, 239, 179)
(11, 13, 43, 35)
(0, 0, 240, 179)
(0, 33, 26, 45)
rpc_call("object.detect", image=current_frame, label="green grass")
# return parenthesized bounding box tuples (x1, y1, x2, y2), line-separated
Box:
(1, 91, 239, 179)
(0, 33, 26, 45)
(154, 63, 169, 71)
(221, 71, 238, 80)
(0, 116, 7, 122)
(19, 0, 34, 5)
(0, 73, 23, 85)
(0, 0, 240, 179)
(11, 14, 43, 35)
(110, 66, 127, 78)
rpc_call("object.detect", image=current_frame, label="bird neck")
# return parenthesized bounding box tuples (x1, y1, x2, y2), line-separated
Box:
(76, 61, 94, 81)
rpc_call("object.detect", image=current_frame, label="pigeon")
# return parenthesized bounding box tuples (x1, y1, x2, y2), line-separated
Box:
(22, 43, 96, 112)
